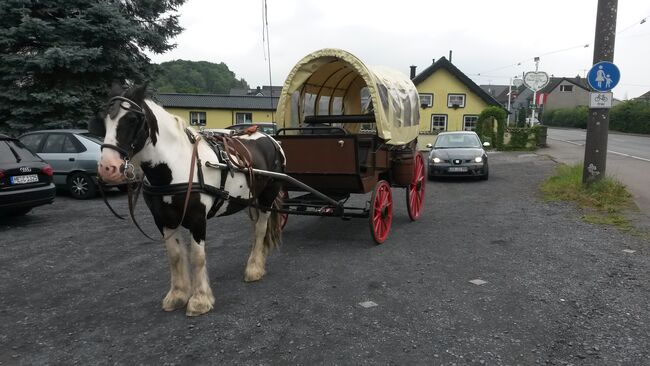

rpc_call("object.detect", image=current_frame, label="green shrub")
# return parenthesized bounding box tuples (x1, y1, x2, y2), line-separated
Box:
(542, 106, 588, 128)
(610, 100, 650, 134)
(476, 106, 506, 149)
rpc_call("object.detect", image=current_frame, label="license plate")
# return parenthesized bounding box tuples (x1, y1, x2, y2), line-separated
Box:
(10, 174, 39, 185)
(448, 167, 468, 173)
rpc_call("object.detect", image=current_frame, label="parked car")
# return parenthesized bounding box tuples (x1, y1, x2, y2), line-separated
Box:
(0, 134, 56, 216)
(226, 123, 277, 135)
(426, 131, 490, 180)
(19, 129, 123, 199)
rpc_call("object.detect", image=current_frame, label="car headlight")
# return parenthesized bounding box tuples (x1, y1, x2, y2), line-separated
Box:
(474, 156, 483, 163)
(432, 157, 441, 163)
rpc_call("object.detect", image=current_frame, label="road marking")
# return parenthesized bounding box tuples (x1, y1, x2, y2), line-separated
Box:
(549, 137, 650, 163)
(358, 301, 378, 308)
(469, 279, 487, 285)
(622, 249, 636, 254)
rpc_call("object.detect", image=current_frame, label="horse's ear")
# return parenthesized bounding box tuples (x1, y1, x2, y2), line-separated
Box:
(88, 112, 106, 137)
(109, 82, 123, 98)
(132, 83, 149, 104)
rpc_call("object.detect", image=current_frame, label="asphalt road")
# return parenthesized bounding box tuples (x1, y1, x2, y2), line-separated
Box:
(1, 152, 649, 365)
(546, 128, 650, 216)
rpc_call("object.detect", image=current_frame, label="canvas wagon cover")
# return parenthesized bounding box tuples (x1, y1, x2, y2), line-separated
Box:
(276, 48, 420, 145)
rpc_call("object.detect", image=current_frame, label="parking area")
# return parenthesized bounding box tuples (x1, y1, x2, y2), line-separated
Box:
(1, 152, 648, 365)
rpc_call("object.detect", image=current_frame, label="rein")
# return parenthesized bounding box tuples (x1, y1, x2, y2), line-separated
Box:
(100, 97, 262, 241)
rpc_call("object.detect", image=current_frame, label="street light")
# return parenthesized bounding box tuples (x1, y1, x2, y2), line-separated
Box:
(507, 76, 523, 126)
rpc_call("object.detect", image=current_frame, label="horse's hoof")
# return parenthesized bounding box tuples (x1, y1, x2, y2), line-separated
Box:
(244, 267, 265, 282)
(186, 293, 214, 316)
(162, 290, 189, 312)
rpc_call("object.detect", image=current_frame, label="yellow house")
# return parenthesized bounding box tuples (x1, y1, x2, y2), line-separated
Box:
(155, 93, 278, 129)
(411, 57, 502, 133)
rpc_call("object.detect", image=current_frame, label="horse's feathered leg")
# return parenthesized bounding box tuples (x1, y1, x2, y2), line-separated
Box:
(186, 217, 215, 317)
(244, 209, 271, 282)
(161, 228, 190, 311)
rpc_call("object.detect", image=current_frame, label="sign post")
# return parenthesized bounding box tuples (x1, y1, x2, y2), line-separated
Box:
(582, 0, 618, 185)
(522, 60, 549, 126)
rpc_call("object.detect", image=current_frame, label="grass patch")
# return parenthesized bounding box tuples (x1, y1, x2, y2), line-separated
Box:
(541, 163, 634, 230)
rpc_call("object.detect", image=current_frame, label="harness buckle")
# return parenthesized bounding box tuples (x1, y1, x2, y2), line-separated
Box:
(123, 160, 137, 182)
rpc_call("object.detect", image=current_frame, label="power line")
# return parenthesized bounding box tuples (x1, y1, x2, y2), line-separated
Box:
(474, 14, 649, 77)
(262, 0, 274, 111)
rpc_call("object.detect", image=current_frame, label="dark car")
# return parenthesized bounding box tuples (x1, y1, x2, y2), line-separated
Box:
(226, 123, 277, 135)
(0, 134, 56, 216)
(19, 129, 123, 199)
(427, 131, 490, 180)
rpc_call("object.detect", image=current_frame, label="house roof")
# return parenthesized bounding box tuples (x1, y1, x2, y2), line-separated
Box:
(229, 85, 282, 97)
(480, 84, 510, 104)
(539, 77, 590, 94)
(412, 57, 502, 107)
(633, 90, 650, 101)
(155, 93, 279, 110)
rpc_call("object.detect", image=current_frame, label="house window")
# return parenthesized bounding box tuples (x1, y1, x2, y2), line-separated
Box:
(235, 112, 253, 124)
(447, 94, 466, 108)
(463, 115, 479, 131)
(430, 115, 447, 132)
(560, 85, 573, 92)
(189, 111, 206, 126)
(419, 94, 433, 108)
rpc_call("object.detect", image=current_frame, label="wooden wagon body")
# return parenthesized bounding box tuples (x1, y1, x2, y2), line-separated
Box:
(271, 49, 426, 243)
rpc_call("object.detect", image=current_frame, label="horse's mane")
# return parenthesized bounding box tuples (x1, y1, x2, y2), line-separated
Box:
(145, 99, 188, 134)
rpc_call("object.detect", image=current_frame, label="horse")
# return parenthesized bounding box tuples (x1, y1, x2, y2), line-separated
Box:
(91, 84, 286, 316)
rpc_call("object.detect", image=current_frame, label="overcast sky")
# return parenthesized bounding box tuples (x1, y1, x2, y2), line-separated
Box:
(148, 0, 650, 99)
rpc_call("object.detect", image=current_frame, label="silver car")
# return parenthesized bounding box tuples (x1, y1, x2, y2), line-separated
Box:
(426, 131, 490, 180)
(19, 130, 123, 199)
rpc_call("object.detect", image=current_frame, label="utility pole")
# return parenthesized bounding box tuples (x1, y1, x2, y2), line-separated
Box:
(583, 0, 618, 184)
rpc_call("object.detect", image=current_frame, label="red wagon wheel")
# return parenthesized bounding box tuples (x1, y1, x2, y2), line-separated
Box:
(406, 153, 425, 221)
(277, 187, 289, 230)
(369, 180, 393, 244)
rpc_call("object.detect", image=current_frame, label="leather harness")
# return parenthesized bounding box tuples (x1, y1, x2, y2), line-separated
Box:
(98, 96, 266, 241)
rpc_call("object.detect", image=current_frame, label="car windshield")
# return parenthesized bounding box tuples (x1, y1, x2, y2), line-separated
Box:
(0, 139, 41, 163)
(434, 134, 481, 149)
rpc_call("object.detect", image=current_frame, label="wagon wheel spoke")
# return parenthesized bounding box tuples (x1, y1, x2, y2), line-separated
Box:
(369, 180, 392, 244)
(407, 154, 425, 221)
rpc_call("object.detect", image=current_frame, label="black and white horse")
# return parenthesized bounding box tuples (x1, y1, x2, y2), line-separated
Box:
(93, 84, 285, 316)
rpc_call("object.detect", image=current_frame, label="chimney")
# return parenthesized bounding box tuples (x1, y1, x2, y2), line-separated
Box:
(256, 86, 261, 94)
(409, 65, 417, 79)
(432, 58, 435, 64)
(449, 50, 453, 63)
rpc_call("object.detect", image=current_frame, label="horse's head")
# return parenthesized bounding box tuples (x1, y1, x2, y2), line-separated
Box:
(91, 84, 158, 184)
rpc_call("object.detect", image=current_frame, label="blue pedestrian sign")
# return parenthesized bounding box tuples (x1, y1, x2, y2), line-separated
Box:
(587, 61, 620, 92)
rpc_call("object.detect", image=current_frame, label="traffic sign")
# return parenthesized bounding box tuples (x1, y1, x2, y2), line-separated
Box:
(587, 61, 620, 92)
(589, 92, 613, 108)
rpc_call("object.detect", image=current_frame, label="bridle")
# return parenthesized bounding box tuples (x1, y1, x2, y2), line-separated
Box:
(97, 95, 202, 241)
(101, 96, 149, 165)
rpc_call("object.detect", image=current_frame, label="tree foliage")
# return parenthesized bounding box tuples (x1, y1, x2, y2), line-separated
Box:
(0, 0, 186, 135)
(476, 106, 506, 149)
(151, 60, 249, 94)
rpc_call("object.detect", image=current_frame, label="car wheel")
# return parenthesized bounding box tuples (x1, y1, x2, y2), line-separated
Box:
(68, 172, 96, 199)
(10, 208, 32, 216)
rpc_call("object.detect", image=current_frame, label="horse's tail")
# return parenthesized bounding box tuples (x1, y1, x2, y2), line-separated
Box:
(265, 191, 284, 250)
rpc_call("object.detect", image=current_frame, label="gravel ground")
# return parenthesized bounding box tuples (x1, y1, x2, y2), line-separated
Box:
(0, 152, 648, 365)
